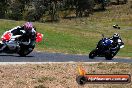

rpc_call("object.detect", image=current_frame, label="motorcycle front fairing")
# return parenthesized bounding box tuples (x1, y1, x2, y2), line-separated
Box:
(96, 38, 112, 56)
(2, 36, 22, 54)
(0, 31, 24, 53)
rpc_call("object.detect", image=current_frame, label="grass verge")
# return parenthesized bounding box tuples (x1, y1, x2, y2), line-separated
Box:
(0, 1, 132, 57)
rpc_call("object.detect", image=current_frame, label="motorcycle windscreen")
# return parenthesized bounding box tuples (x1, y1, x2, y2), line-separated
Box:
(1, 32, 12, 41)
(103, 38, 112, 46)
(36, 32, 43, 42)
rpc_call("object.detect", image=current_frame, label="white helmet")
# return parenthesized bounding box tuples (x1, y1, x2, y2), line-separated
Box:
(113, 33, 120, 39)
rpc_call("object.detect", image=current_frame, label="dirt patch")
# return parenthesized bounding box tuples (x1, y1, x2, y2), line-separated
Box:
(0, 63, 131, 88)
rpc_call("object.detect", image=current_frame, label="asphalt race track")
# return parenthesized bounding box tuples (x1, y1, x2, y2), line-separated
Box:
(0, 51, 131, 63)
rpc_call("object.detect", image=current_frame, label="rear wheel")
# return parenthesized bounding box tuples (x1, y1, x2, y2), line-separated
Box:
(18, 45, 35, 57)
(112, 48, 120, 57)
(107, 48, 120, 60)
(105, 51, 113, 60)
(89, 49, 97, 59)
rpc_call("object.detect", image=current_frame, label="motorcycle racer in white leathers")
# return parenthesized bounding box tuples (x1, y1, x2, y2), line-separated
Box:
(0, 22, 36, 52)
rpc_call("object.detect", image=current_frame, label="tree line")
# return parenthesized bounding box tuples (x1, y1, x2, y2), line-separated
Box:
(0, 0, 109, 22)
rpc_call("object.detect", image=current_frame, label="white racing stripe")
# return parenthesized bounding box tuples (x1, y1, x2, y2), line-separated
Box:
(0, 62, 118, 65)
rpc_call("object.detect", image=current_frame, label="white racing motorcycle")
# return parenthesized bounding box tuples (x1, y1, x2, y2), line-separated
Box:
(0, 31, 43, 56)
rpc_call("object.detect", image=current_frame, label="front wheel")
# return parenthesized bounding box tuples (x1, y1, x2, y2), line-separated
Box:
(89, 49, 97, 59)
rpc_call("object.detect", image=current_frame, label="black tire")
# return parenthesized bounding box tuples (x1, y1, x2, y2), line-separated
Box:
(105, 51, 113, 60)
(113, 48, 120, 56)
(76, 75, 87, 85)
(109, 48, 120, 59)
(18, 45, 35, 57)
(89, 49, 97, 59)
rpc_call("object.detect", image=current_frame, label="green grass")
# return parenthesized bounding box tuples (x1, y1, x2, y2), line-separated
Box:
(0, 2, 132, 57)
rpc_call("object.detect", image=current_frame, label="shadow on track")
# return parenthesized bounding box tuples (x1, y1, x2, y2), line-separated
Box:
(0, 54, 34, 57)
(0, 54, 15, 56)
(16, 56, 34, 57)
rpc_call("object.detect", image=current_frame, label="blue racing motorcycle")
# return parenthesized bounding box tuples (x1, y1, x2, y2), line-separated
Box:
(89, 34, 124, 60)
